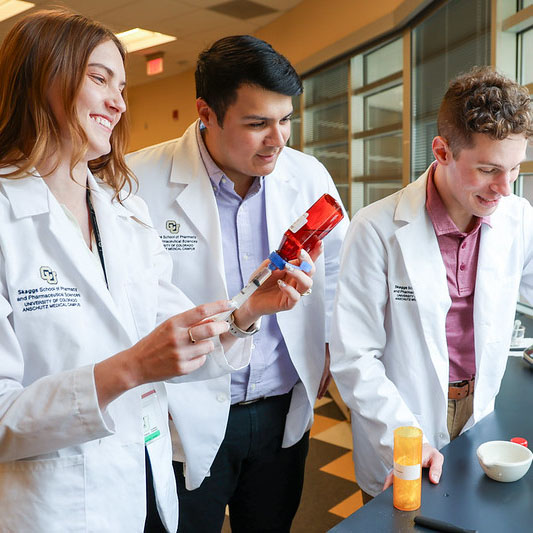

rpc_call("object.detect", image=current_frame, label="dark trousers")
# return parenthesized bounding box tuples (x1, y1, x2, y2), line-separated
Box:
(174, 391, 309, 533)
(145, 448, 167, 532)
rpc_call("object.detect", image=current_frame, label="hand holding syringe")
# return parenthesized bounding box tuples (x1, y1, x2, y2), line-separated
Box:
(216, 194, 344, 323)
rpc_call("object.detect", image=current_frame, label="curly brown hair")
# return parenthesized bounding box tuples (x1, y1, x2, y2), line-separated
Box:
(437, 66, 533, 158)
(0, 9, 136, 199)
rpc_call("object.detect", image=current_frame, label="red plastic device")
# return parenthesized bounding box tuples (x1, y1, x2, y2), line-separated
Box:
(276, 193, 344, 261)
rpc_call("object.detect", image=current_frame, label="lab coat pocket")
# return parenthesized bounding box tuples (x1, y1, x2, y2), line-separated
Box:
(0, 454, 86, 532)
(125, 269, 158, 339)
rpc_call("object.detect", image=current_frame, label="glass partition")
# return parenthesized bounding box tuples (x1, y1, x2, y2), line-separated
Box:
(411, 0, 491, 180)
(303, 62, 350, 209)
(350, 37, 403, 215)
(296, 0, 504, 217)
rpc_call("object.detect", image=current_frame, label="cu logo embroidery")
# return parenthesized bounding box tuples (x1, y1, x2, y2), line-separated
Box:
(40, 266, 58, 285)
(166, 220, 180, 234)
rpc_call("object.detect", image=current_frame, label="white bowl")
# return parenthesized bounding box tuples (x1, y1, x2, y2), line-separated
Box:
(477, 440, 533, 482)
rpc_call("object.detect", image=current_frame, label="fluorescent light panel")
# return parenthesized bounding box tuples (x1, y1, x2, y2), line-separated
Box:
(0, 0, 34, 22)
(116, 28, 176, 53)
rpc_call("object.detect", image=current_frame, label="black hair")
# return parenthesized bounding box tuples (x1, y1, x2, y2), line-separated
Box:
(195, 35, 302, 125)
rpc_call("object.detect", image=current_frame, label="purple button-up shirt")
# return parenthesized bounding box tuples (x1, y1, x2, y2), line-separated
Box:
(196, 124, 299, 404)
(426, 163, 491, 382)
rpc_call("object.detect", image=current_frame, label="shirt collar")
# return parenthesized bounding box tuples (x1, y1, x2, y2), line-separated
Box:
(195, 121, 264, 197)
(426, 162, 491, 236)
(196, 121, 225, 187)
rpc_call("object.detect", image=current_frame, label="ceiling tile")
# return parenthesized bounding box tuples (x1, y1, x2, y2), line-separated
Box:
(100, 0, 196, 32)
(180, 0, 227, 7)
(0, 0, 299, 87)
(156, 8, 236, 37)
(59, 0, 136, 18)
(253, 0, 303, 11)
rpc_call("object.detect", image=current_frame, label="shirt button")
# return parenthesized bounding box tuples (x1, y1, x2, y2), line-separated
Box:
(251, 343, 255, 350)
(221, 178, 226, 183)
(459, 264, 466, 271)
(438, 432, 446, 440)
(216, 393, 227, 403)
(251, 383, 256, 392)
(461, 243, 466, 249)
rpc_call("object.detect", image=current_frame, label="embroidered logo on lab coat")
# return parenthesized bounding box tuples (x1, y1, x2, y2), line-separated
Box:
(166, 220, 180, 234)
(160, 221, 198, 252)
(40, 266, 58, 285)
(393, 284, 416, 302)
(17, 269, 81, 312)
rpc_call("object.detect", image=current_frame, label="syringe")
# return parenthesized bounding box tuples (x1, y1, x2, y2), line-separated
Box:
(214, 251, 312, 322)
(216, 193, 344, 323)
(230, 264, 273, 310)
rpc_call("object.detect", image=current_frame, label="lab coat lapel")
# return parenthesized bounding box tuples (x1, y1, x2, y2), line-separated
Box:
(473, 207, 514, 376)
(394, 171, 450, 394)
(86, 174, 139, 343)
(3, 173, 135, 344)
(264, 159, 300, 251)
(168, 122, 226, 292)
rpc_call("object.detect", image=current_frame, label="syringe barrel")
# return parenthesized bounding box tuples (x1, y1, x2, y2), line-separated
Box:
(231, 267, 272, 309)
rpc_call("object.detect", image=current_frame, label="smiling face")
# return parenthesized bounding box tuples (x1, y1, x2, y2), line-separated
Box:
(433, 133, 528, 232)
(198, 84, 293, 185)
(48, 39, 126, 161)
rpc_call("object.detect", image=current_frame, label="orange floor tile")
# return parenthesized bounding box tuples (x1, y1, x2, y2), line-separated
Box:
(328, 490, 364, 518)
(312, 420, 353, 449)
(310, 413, 342, 437)
(320, 451, 356, 482)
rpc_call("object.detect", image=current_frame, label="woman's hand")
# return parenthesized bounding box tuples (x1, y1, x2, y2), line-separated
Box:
(94, 300, 233, 408)
(233, 241, 323, 330)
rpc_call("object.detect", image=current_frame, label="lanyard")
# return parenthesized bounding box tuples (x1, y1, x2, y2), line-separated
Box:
(86, 187, 109, 288)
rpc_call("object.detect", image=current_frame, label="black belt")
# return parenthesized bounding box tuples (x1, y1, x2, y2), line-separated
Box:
(233, 391, 292, 407)
(235, 397, 266, 406)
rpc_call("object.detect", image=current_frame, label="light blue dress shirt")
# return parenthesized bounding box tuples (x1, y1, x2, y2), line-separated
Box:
(196, 124, 299, 404)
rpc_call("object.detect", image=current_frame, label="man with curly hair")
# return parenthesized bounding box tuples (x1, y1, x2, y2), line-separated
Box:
(330, 66, 533, 500)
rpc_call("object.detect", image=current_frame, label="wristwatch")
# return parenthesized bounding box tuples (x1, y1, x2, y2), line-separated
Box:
(227, 312, 260, 338)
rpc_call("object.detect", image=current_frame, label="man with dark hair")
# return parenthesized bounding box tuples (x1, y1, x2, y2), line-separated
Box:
(330, 66, 533, 501)
(194, 34, 303, 126)
(128, 35, 347, 532)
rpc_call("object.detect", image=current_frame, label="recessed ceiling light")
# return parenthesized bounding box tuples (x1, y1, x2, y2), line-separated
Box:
(116, 28, 176, 53)
(0, 0, 34, 22)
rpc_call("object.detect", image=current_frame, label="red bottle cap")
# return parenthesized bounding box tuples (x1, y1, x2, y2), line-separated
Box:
(511, 437, 528, 447)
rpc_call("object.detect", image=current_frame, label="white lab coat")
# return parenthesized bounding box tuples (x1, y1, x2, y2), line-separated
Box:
(0, 170, 249, 532)
(330, 166, 533, 496)
(127, 120, 348, 490)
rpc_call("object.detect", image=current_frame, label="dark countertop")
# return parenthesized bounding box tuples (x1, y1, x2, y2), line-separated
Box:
(329, 356, 533, 532)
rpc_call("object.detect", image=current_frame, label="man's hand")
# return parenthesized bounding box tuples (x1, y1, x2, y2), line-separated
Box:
(422, 443, 444, 484)
(234, 241, 322, 328)
(382, 443, 444, 490)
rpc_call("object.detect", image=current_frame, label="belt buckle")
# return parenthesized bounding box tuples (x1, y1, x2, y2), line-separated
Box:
(236, 397, 264, 406)
(448, 377, 475, 400)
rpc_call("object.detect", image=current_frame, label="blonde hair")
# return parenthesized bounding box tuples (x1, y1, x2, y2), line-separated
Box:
(0, 9, 135, 198)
